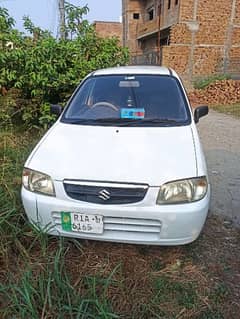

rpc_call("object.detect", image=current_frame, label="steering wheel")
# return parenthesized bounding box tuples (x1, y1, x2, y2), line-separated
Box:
(91, 101, 118, 111)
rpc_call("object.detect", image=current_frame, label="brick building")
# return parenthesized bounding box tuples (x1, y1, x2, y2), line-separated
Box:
(122, 0, 240, 81)
(93, 21, 123, 45)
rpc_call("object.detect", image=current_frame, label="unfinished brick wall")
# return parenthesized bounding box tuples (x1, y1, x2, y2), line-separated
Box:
(231, 1, 240, 74)
(123, 0, 180, 58)
(195, 0, 231, 45)
(93, 21, 123, 45)
(193, 47, 223, 76)
(122, 0, 144, 55)
(179, 0, 195, 20)
(162, 46, 190, 76)
(123, 0, 240, 80)
(234, 1, 240, 23)
(170, 24, 192, 45)
(161, 0, 180, 28)
(228, 47, 240, 74)
(232, 28, 240, 45)
(163, 0, 240, 80)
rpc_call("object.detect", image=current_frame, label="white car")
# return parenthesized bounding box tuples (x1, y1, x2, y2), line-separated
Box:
(21, 66, 210, 245)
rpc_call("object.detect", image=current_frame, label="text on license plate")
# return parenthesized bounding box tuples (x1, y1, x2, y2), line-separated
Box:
(61, 212, 103, 234)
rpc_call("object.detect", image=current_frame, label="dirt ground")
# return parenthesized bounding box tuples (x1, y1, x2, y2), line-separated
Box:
(198, 110, 240, 226)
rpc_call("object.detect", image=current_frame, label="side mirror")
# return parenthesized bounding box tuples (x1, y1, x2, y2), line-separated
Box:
(194, 106, 209, 123)
(50, 104, 63, 116)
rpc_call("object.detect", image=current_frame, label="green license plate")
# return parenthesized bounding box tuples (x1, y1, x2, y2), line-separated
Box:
(61, 212, 103, 234)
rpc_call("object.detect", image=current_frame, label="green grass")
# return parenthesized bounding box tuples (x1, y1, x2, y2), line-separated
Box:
(0, 128, 118, 318)
(0, 127, 240, 318)
(1, 245, 118, 318)
(212, 104, 240, 118)
(153, 276, 198, 309)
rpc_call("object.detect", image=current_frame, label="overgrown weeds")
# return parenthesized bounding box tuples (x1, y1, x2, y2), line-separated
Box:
(1, 242, 119, 318)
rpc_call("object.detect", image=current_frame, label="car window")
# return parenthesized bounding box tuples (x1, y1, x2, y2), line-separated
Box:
(62, 75, 191, 126)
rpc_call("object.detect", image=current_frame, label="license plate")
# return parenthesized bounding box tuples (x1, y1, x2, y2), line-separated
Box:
(61, 212, 103, 234)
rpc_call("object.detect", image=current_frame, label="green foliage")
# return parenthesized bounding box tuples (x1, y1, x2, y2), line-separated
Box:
(210, 282, 230, 304)
(39, 103, 56, 130)
(1, 245, 118, 318)
(23, 15, 51, 39)
(0, 4, 129, 128)
(0, 7, 15, 36)
(153, 276, 198, 310)
(0, 129, 119, 317)
(193, 74, 231, 90)
(65, 1, 90, 38)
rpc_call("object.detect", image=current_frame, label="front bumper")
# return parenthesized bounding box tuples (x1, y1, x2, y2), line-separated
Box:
(21, 182, 210, 246)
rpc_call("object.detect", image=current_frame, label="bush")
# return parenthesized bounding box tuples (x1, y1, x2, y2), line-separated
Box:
(0, 4, 129, 128)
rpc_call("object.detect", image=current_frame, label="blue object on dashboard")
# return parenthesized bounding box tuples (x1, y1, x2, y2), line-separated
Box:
(121, 108, 145, 119)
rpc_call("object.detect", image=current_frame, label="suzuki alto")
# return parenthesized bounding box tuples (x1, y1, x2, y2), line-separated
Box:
(22, 66, 210, 245)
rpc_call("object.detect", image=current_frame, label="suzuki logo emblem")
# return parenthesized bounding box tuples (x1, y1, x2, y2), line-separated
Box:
(98, 189, 111, 201)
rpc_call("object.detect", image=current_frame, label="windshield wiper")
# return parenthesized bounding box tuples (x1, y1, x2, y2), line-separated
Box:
(141, 118, 180, 124)
(63, 118, 183, 126)
(65, 118, 135, 125)
(112, 118, 183, 126)
(63, 119, 102, 125)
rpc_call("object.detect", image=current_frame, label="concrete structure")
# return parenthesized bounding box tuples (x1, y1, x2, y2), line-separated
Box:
(93, 21, 123, 45)
(122, 0, 240, 81)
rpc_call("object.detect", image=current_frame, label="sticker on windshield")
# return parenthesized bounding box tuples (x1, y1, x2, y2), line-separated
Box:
(121, 108, 145, 119)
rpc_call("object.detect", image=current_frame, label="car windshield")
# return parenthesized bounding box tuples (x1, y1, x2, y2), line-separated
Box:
(62, 75, 191, 126)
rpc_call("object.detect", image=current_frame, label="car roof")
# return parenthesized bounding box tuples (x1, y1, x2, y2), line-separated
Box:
(92, 65, 177, 77)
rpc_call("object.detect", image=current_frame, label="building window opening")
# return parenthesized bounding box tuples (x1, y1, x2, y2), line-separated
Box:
(175, 0, 179, 5)
(133, 13, 140, 19)
(159, 27, 171, 46)
(160, 36, 171, 46)
(139, 39, 146, 50)
(168, 0, 171, 9)
(148, 8, 154, 20)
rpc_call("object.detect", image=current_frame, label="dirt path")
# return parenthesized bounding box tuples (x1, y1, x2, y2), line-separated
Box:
(198, 110, 240, 226)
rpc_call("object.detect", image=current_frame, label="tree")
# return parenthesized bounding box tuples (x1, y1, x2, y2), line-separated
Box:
(23, 15, 51, 41)
(65, 1, 90, 39)
(0, 7, 15, 34)
(0, 7, 15, 48)
(0, 5, 129, 128)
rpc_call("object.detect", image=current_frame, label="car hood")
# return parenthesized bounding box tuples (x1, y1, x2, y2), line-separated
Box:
(26, 122, 197, 186)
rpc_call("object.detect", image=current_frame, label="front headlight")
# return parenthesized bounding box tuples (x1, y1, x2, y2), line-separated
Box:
(22, 168, 55, 196)
(157, 177, 208, 205)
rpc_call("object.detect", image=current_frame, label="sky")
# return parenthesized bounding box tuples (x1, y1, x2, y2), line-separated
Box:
(1, 0, 122, 35)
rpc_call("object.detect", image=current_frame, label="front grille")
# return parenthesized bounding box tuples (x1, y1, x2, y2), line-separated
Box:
(52, 212, 161, 241)
(104, 216, 161, 234)
(63, 181, 148, 205)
